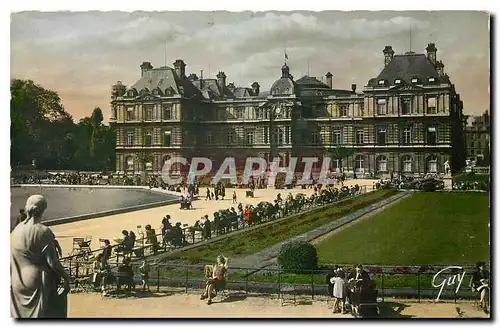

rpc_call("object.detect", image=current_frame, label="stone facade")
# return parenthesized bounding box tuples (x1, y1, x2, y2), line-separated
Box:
(110, 43, 467, 178)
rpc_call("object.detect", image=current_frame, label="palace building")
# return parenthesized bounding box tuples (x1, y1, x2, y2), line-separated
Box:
(109, 43, 467, 178)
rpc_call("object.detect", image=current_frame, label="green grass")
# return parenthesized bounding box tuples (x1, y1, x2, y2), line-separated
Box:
(164, 189, 398, 263)
(315, 192, 490, 265)
(453, 173, 490, 184)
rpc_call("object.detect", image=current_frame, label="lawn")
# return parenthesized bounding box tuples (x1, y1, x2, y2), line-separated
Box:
(315, 192, 490, 265)
(163, 189, 398, 263)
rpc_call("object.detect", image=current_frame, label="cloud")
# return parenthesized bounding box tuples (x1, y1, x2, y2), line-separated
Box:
(10, 11, 490, 121)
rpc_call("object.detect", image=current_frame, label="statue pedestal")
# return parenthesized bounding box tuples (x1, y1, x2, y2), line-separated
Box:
(443, 174, 453, 190)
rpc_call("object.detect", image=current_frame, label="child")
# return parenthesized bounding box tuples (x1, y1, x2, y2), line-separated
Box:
(330, 270, 347, 314)
(139, 260, 151, 292)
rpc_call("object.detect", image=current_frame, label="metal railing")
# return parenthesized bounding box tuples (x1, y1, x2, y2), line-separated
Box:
(66, 262, 486, 302)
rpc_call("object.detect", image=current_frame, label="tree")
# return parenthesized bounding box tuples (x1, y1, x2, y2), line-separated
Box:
(89, 107, 104, 158)
(328, 146, 355, 168)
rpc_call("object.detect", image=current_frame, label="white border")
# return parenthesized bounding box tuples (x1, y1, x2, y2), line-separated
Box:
(3, 1, 497, 327)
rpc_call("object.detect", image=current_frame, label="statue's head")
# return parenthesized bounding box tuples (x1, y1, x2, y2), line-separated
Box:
(25, 195, 47, 222)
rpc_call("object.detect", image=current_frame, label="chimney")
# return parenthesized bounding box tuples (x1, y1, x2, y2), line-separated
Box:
(227, 83, 236, 93)
(325, 72, 333, 88)
(188, 73, 199, 81)
(426, 43, 437, 65)
(351, 84, 357, 93)
(140, 62, 153, 77)
(173, 59, 186, 78)
(251, 82, 260, 96)
(216, 71, 227, 92)
(383, 46, 395, 66)
(436, 61, 444, 77)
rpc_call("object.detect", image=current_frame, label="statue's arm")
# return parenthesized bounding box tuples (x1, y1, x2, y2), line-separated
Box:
(44, 242, 71, 284)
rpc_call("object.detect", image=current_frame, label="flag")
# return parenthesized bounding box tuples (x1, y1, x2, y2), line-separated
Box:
(285, 53, 289, 60)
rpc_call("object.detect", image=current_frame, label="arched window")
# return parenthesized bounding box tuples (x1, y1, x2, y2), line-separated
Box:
(377, 155, 388, 172)
(427, 155, 438, 173)
(401, 155, 412, 173)
(125, 156, 134, 171)
(145, 161, 153, 171)
(354, 155, 364, 173)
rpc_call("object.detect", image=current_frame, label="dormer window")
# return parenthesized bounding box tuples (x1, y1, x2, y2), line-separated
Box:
(428, 77, 436, 83)
(378, 80, 385, 86)
(394, 79, 401, 85)
(411, 78, 418, 83)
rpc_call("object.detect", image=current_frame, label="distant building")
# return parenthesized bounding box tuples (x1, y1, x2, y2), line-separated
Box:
(110, 42, 467, 179)
(465, 110, 490, 164)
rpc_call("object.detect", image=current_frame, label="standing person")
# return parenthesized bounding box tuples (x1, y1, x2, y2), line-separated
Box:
(232, 190, 237, 204)
(139, 260, 151, 292)
(203, 215, 212, 240)
(330, 270, 347, 314)
(101, 239, 112, 266)
(11, 195, 71, 318)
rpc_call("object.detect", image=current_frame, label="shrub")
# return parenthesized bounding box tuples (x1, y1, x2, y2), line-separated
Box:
(278, 241, 318, 273)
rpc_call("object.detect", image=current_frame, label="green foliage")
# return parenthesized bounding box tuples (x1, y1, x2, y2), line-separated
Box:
(329, 146, 355, 160)
(278, 241, 318, 273)
(11, 79, 116, 171)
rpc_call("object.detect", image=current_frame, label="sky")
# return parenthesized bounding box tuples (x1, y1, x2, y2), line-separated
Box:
(11, 10, 490, 122)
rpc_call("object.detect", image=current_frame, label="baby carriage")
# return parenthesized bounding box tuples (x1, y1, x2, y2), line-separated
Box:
(346, 279, 380, 318)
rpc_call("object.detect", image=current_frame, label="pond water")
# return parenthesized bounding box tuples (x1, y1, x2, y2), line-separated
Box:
(10, 186, 176, 229)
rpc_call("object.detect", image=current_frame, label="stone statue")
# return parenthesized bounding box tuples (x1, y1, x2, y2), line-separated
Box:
(443, 160, 451, 175)
(11, 195, 71, 318)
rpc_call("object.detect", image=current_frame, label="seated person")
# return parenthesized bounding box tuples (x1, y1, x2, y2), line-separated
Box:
(201, 255, 229, 305)
(116, 258, 135, 292)
(117, 230, 130, 252)
(470, 261, 490, 313)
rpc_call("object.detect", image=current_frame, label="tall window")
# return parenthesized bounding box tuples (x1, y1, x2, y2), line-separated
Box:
(206, 132, 213, 145)
(402, 127, 412, 144)
(245, 130, 254, 145)
(127, 132, 134, 146)
(377, 127, 387, 145)
(332, 159, 342, 172)
(427, 126, 437, 145)
(354, 155, 364, 173)
(144, 105, 154, 121)
(163, 104, 174, 120)
(427, 97, 437, 114)
(126, 107, 135, 121)
(273, 128, 284, 145)
(356, 129, 364, 144)
(163, 131, 171, 147)
(401, 155, 412, 172)
(377, 155, 388, 172)
(144, 132, 152, 146)
(377, 99, 386, 115)
(401, 98, 411, 115)
(311, 131, 320, 145)
(263, 127, 269, 144)
(427, 155, 438, 173)
(125, 156, 134, 171)
(111, 106, 117, 120)
(285, 126, 290, 144)
(235, 107, 245, 119)
(227, 131, 235, 144)
(332, 129, 342, 145)
(339, 104, 348, 117)
(256, 108, 266, 119)
(359, 103, 365, 116)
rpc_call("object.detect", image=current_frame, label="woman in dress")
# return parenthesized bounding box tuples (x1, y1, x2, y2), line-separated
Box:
(201, 255, 229, 305)
(11, 195, 71, 318)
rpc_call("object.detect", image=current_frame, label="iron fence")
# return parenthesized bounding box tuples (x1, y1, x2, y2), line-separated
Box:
(66, 262, 486, 303)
